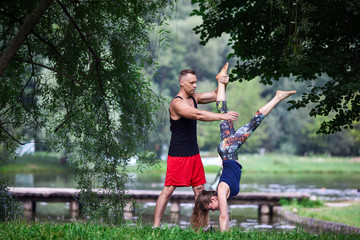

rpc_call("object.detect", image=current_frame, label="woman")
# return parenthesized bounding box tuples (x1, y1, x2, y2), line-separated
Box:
(190, 63, 296, 232)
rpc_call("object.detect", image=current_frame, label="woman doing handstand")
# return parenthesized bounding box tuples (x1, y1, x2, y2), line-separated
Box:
(190, 63, 296, 232)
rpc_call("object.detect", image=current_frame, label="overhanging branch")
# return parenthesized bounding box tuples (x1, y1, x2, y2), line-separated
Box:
(0, 9, 61, 57)
(56, 0, 102, 67)
(14, 58, 83, 85)
(0, 0, 55, 77)
(0, 122, 24, 145)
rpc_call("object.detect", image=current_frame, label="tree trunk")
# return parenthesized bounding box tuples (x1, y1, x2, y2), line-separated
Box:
(0, 0, 54, 77)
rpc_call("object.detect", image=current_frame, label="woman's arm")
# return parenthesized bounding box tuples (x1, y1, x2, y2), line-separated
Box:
(217, 183, 230, 232)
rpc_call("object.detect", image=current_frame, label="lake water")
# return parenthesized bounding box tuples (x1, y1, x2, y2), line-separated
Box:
(2, 163, 359, 230)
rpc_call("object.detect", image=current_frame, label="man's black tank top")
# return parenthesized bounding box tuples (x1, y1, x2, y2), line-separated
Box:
(168, 96, 199, 157)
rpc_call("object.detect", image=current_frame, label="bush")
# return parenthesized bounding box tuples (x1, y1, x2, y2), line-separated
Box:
(0, 178, 20, 221)
(279, 198, 323, 208)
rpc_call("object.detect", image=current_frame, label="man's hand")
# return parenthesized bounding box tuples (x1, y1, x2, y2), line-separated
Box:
(222, 111, 239, 121)
(218, 75, 229, 85)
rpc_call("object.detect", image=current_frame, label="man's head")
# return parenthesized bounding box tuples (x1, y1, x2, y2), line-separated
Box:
(179, 69, 197, 95)
(179, 69, 196, 80)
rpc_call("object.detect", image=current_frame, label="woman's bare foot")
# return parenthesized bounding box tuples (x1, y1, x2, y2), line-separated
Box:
(216, 62, 229, 82)
(275, 90, 297, 101)
(258, 90, 296, 116)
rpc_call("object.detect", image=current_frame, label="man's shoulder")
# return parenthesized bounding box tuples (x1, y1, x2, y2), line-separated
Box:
(169, 97, 183, 117)
(170, 96, 197, 109)
(169, 96, 183, 108)
(169, 95, 198, 119)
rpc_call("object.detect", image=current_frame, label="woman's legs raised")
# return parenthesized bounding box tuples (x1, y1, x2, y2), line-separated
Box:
(216, 63, 234, 140)
(216, 63, 228, 102)
(215, 63, 296, 160)
(259, 90, 296, 116)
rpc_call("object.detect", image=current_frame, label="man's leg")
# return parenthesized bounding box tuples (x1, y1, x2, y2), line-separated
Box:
(192, 184, 204, 199)
(153, 185, 176, 227)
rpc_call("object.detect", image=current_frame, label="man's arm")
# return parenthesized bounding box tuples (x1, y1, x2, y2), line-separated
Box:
(194, 75, 229, 104)
(170, 98, 238, 122)
(217, 184, 230, 232)
(194, 89, 218, 104)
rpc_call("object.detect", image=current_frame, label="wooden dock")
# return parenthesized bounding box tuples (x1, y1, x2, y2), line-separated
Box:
(9, 187, 310, 217)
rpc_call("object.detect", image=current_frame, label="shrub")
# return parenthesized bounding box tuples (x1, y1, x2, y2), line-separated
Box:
(0, 178, 20, 221)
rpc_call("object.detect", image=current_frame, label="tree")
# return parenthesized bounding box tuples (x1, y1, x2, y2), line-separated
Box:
(190, 0, 360, 134)
(150, 12, 234, 97)
(262, 76, 359, 156)
(0, 0, 173, 223)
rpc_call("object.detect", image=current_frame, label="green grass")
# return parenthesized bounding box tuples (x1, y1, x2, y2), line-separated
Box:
(282, 199, 360, 228)
(279, 198, 324, 208)
(130, 153, 360, 174)
(0, 222, 359, 240)
(296, 201, 360, 228)
(2, 152, 359, 175)
(239, 154, 360, 174)
(0, 152, 68, 174)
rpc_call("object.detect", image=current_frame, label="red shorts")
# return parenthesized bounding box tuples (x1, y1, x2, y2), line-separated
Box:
(165, 154, 206, 187)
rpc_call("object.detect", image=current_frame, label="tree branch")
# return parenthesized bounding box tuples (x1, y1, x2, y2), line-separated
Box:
(0, 122, 24, 145)
(0, 9, 61, 57)
(17, 41, 36, 116)
(13, 58, 83, 85)
(56, 0, 102, 67)
(58, 0, 111, 134)
(0, 0, 55, 77)
(53, 109, 80, 133)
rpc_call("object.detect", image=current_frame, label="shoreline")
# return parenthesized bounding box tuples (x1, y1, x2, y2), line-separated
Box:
(275, 204, 360, 234)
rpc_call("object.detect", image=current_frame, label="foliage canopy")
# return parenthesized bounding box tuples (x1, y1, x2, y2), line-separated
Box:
(0, 0, 172, 223)
(191, 0, 360, 134)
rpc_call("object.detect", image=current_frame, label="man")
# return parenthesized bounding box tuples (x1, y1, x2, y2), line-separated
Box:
(153, 63, 239, 227)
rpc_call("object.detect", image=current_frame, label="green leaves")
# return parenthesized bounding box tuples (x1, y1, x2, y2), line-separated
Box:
(191, 0, 360, 134)
(0, 0, 173, 223)
(0, 178, 20, 222)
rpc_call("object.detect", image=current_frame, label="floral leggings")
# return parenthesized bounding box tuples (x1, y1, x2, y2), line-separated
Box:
(216, 101, 265, 161)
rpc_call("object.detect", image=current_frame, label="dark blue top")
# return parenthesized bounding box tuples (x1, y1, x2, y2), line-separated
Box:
(168, 96, 199, 157)
(219, 160, 242, 199)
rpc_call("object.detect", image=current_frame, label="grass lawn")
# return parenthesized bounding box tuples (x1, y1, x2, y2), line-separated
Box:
(239, 154, 360, 174)
(1, 222, 359, 240)
(281, 198, 360, 228)
(294, 201, 360, 228)
(2, 152, 359, 174)
(131, 153, 360, 174)
(0, 152, 68, 174)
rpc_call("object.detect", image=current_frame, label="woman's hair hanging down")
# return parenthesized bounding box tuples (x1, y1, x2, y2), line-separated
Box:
(190, 190, 216, 230)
